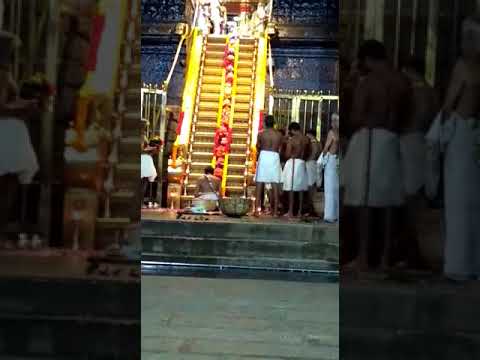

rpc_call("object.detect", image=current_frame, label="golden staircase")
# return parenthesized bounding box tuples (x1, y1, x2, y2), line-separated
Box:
(184, 35, 258, 198)
(223, 38, 257, 197)
(184, 35, 226, 197)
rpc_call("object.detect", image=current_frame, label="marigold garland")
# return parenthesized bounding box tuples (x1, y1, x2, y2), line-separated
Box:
(212, 34, 237, 179)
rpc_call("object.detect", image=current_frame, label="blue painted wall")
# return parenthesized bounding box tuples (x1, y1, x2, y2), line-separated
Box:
(141, 0, 339, 102)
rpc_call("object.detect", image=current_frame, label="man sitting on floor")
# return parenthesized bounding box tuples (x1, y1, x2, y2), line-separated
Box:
(195, 166, 221, 201)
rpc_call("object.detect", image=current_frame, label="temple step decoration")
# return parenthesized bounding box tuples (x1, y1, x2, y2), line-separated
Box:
(174, 32, 266, 201)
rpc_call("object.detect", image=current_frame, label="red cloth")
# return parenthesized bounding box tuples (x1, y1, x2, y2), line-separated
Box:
(85, 14, 106, 71)
(259, 112, 264, 132)
(176, 111, 185, 134)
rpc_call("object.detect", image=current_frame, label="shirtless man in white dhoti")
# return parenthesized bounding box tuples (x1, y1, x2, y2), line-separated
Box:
(282, 122, 310, 218)
(433, 14, 480, 281)
(305, 129, 321, 215)
(321, 114, 340, 223)
(0, 32, 39, 245)
(398, 57, 438, 268)
(254, 115, 283, 217)
(195, 166, 221, 201)
(343, 40, 412, 271)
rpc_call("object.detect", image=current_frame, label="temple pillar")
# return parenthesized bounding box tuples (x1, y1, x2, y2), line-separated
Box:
(364, 0, 384, 41)
(425, 0, 439, 86)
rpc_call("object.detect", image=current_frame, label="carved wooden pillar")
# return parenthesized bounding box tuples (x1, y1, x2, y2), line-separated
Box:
(425, 0, 439, 86)
(364, 0, 384, 41)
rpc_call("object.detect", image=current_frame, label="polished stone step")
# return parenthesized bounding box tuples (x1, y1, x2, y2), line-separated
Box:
(141, 218, 338, 270)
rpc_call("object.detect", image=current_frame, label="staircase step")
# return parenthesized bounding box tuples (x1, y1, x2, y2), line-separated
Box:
(203, 67, 223, 76)
(142, 235, 337, 262)
(205, 50, 224, 59)
(201, 83, 221, 93)
(200, 92, 221, 101)
(198, 101, 220, 111)
(204, 59, 224, 67)
(202, 75, 223, 85)
(197, 110, 218, 120)
(207, 35, 227, 44)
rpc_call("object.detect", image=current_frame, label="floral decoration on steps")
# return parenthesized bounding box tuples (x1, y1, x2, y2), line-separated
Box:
(213, 35, 237, 179)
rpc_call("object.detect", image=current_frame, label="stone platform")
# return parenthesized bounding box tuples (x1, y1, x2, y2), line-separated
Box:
(142, 209, 339, 272)
(0, 252, 140, 359)
(341, 273, 480, 359)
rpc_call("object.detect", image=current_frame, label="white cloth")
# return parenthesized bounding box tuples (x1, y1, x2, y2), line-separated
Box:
(441, 113, 480, 277)
(323, 153, 339, 221)
(0, 117, 39, 184)
(255, 150, 282, 183)
(342, 127, 404, 207)
(400, 131, 426, 195)
(141, 153, 157, 182)
(306, 160, 318, 187)
(282, 158, 308, 192)
(198, 192, 218, 201)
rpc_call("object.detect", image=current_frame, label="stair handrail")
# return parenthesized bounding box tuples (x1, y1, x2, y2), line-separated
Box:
(183, 34, 208, 196)
(243, 38, 258, 198)
(212, 37, 229, 170)
(221, 38, 240, 196)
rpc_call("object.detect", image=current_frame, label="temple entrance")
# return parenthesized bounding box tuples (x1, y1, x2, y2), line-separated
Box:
(140, 0, 340, 273)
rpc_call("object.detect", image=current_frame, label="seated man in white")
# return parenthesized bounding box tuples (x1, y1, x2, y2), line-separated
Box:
(194, 166, 221, 201)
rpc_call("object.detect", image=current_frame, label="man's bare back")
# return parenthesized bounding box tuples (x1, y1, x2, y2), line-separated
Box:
(444, 59, 480, 119)
(196, 174, 220, 196)
(353, 67, 412, 133)
(286, 134, 310, 160)
(307, 137, 322, 160)
(257, 128, 283, 153)
(323, 129, 339, 155)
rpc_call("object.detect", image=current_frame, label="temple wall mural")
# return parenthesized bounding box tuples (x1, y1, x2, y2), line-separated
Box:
(141, 0, 339, 101)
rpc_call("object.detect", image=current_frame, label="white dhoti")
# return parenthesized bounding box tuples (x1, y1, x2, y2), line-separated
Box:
(198, 192, 219, 201)
(255, 150, 282, 183)
(400, 131, 426, 195)
(342, 127, 404, 207)
(141, 154, 157, 182)
(323, 154, 339, 221)
(282, 158, 308, 192)
(306, 160, 318, 187)
(0, 117, 39, 184)
(441, 113, 480, 277)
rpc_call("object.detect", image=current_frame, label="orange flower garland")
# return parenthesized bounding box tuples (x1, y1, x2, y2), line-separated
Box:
(213, 35, 237, 179)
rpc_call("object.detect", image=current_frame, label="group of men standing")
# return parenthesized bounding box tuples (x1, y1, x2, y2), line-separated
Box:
(342, 14, 480, 280)
(254, 114, 340, 221)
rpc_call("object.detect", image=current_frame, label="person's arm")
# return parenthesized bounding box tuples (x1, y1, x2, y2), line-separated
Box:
(284, 138, 292, 159)
(443, 59, 465, 116)
(256, 133, 262, 159)
(322, 131, 333, 155)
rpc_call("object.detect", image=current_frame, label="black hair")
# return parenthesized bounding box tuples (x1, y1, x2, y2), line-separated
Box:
(204, 166, 214, 175)
(306, 129, 316, 137)
(265, 115, 275, 128)
(288, 122, 301, 132)
(358, 40, 387, 62)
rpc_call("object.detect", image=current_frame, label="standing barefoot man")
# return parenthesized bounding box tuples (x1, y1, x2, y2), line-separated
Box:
(282, 122, 310, 218)
(254, 115, 283, 217)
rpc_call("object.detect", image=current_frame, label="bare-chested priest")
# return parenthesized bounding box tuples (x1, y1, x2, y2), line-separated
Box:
(194, 166, 221, 201)
(282, 122, 310, 218)
(254, 115, 283, 216)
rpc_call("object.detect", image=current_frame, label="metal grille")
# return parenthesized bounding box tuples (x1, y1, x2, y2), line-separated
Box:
(141, 83, 167, 140)
(270, 89, 339, 141)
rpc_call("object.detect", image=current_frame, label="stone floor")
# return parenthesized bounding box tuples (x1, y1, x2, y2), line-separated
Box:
(142, 275, 339, 359)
